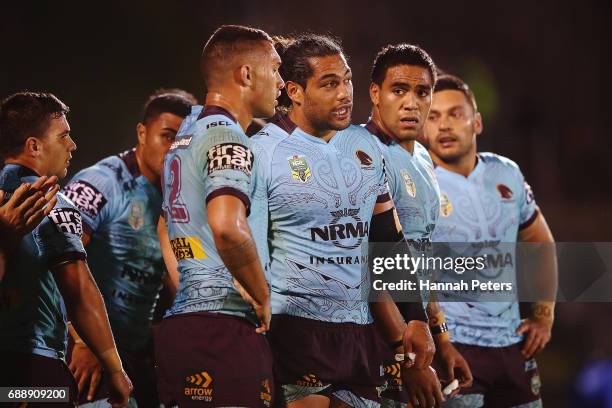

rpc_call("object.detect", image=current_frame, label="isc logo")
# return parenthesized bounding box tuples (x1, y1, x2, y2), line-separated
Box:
(48, 208, 83, 236)
(207, 143, 253, 176)
(206, 121, 232, 129)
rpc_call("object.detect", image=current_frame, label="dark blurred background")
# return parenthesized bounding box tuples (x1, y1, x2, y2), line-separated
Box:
(2, 1, 611, 406)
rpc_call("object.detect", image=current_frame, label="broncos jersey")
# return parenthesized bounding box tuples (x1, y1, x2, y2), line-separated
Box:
(162, 105, 256, 322)
(0, 164, 86, 359)
(432, 153, 539, 347)
(365, 121, 440, 243)
(63, 149, 164, 351)
(250, 115, 390, 325)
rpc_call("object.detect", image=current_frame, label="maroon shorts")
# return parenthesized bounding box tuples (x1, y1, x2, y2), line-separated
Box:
(0, 351, 77, 408)
(67, 338, 159, 406)
(374, 332, 410, 404)
(267, 314, 385, 405)
(448, 342, 542, 407)
(155, 311, 274, 407)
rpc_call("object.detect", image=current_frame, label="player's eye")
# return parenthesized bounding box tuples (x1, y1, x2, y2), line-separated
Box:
(428, 114, 438, 121)
(418, 89, 430, 98)
(393, 88, 406, 95)
(324, 81, 338, 88)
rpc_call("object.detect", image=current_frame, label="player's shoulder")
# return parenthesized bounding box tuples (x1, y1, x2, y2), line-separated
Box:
(342, 124, 384, 151)
(413, 141, 433, 164)
(479, 152, 524, 177)
(252, 122, 291, 148)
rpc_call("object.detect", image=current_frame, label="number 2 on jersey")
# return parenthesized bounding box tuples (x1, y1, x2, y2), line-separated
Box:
(164, 155, 190, 223)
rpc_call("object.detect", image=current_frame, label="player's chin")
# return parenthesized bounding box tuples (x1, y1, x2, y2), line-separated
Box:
(330, 116, 352, 131)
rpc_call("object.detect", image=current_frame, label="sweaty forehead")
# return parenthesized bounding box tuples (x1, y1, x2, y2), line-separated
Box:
(431, 90, 471, 111)
(383, 64, 432, 86)
(308, 54, 349, 78)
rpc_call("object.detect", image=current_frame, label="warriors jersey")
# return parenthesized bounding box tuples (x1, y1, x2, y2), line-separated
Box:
(63, 149, 164, 351)
(162, 105, 256, 322)
(0, 164, 86, 359)
(250, 115, 390, 325)
(432, 153, 539, 347)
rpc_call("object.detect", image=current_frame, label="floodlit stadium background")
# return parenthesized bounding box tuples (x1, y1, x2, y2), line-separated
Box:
(2, 1, 611, 406)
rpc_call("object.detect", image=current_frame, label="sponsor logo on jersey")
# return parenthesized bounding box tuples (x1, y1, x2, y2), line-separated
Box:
(400, 169, 417, 197)
(355, 150, 374, 169)
(207, 143, 253, 176)
(287, 155, 311, 183)
(171, 236, 206, 260)
(120, 264, 160, 285)
(440, 193, 453, 217)
(128, 201, 144, 230)
(48, 208, 83, 236)
(184, 370, 213, 402)
(206, 120, 232, 129)
(170, 135, 193, 150)
(496, 184, 514, 200)
(260, 378, 272, 407)
(310, 208, 369, 250)
(63, 180, 107, 219)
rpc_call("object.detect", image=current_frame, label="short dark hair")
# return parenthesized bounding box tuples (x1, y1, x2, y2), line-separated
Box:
(371, 44, 437, 86)
(201, 25, 273, 88)
(142, 88, 197, 125)
(0, 92, 69, 159)
(275, 33, 344, 109)
(434, 74, 478, 111)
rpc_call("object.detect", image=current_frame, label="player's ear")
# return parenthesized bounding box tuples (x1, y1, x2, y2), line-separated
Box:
(286, 81, 303, 106)
(237, 65, 253, 87)
(369, 82, 380, 106)
(474, 112, 483, 136)
(136, 122, 147, 145)
(24, 137, 41, 156)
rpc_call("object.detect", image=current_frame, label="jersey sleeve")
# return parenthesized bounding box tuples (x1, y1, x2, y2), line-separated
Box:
(62, 166, 116, 232)
(516, 168, 539, 230)
(33, 194, 87, 268)
(195, 126, 254, 212)
(248, 139, 271, 270)
(374, 141, 392, 204)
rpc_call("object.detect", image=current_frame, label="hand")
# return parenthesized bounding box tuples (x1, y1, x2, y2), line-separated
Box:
(403, 320, 436, 369)
(107, 369, 133, 408)
(233, 278, 271, 333)
(0, 176, 59, 236)
(434, 340, 473, 394)
(516, 316, 553, 358)
(68, 342, 104, 401)
(402, 365, 445, 408)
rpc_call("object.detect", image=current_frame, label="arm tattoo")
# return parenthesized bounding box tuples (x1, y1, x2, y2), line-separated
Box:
(217, 238, 259, 270)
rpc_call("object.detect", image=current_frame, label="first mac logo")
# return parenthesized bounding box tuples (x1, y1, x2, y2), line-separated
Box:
(63, 180, 107, 218)
(48, 208, 83, 236)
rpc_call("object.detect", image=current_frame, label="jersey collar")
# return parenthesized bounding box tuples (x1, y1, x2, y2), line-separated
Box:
(270, 113, 297, 134)
(365, 120, 396, 146)
(118, 148, 141, 178)
(197, 105, 237, 124)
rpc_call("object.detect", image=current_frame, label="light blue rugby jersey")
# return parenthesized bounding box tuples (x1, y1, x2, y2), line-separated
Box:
(432, 153, 538, 347)
(250, 115, 390, 325)
(63, 149, 164, 351)
(162, 105, 257, 322)
(365, 121, 440, 306)
(364, 121, 440, 243)
(0, 164, 86, 359)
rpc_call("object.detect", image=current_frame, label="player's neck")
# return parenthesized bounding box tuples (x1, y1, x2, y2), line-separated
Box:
(432, 152, 478, 178)
(134, 147, 160, 188)
(370, 114, 415, 154)
(205, 92, 252, 132)
(288, 109, 336, 142)
(4, 157, 44, 176)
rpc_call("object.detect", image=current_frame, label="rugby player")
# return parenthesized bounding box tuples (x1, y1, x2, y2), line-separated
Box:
(250, 34, 435, 408)
(367, 44, 473, 408)
(425, 75, 557, 407)
(155, 25, 284, 407)
(0, 176, 59, 282)
(62, 89, 196, 406)
(0, 92, 132, 407)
